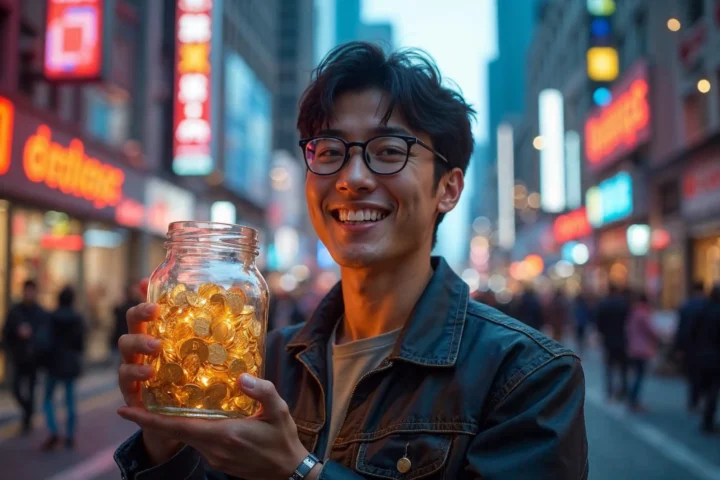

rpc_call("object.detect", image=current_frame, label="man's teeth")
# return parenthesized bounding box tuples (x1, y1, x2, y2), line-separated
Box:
(337, 209, 388, 222)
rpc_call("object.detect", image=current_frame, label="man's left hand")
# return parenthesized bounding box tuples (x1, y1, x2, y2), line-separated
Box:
(118, 374, 313, 480)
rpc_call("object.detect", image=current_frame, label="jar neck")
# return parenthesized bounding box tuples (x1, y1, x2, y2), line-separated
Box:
(165, 221, 259, 264)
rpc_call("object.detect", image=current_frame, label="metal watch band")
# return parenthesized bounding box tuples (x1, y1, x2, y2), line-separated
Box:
(289, 453, 321, 480)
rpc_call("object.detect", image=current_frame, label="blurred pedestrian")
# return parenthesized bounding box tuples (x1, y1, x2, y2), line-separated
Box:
(546, 289, 569, 342)
(41, 286, 86, 450)
(268, 289, 306, 331)
(675, 282, 708, 412)
(111, 284, 140, 365)
(689, 285, 720, 434)
(1, 280, 48, 434)
(596, 283, 631, 401)
(516, 286, 544, 331)
(626, 292, 660, 412)
(573, 290, 593, 354)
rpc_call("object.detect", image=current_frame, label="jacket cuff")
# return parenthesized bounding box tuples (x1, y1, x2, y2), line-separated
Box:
(114, 430, 203, 480)
(318, 459, 365, 479)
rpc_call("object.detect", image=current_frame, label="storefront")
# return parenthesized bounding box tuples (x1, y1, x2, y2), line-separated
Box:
(0, 93, 147, 370)
(682, 147, 720, 291)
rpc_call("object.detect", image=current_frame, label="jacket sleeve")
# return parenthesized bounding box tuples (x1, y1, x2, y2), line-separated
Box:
(466, 354, 588, 479)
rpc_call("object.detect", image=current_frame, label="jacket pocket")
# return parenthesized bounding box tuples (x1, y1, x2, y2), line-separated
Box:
(355, 433, 452, 479)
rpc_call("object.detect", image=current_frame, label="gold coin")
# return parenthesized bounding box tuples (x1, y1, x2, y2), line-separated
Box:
(186, 291, 205, 308)
(254, 352, 263, 367)
(180, 339, 209, 362)
(229, 358, 248, 377)
(172, 323, 194, 343)
(232, 331, 250, 351)
(170, 284, 187, 298)
(157, 293, 170, 306)
(208, 294, 229, 319)
(152, 388, 178, 407)
(208, 343, 228, 365)
(174, 291, 189, 307)
(243, 351, 255, 368)
(157, 303, 170, 319)
(232, 394, 255, 414)
(182, 353, 202, 379)
(241, 305, 255, 315)
(158, 362, 184, 385)
(250, 318, 262, 338)
(226, 293, 245, 316)
(212, 322, 233, 344)
(228, 285, 245, 296)
(206, 382, 229, 402)
(198, 283, 222, 299)
(193, 317, 211, 337)
(180, 384, 205, 407)
(147, 321, 161, 339)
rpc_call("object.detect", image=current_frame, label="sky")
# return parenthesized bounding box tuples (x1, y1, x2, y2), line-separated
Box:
(362, 0, 498, 142)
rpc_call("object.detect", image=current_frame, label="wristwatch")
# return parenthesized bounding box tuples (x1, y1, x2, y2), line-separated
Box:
(289, 453, 322, 480)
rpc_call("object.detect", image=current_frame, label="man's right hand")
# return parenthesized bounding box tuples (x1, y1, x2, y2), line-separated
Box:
(118, 302, 184, 465)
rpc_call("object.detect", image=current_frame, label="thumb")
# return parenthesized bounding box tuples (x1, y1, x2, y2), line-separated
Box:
(238, 374, 288, 420)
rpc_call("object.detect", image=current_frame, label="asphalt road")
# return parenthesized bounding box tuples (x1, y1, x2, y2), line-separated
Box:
(0, 346, 717, 480)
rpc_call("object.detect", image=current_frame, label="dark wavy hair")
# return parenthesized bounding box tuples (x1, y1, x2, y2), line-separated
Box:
(297, 42, 476, 246)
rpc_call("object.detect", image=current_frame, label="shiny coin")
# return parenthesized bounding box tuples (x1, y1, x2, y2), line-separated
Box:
(233, 394, 255, 414)
(232, 331, 250, 351)
(170, 284, 187, 298)
(180, 339, 209, 362)
(182, 353, 202, 379)
(210, 363, 229, 373)
(172, 323, 194, 343)
(180, 384, 205, 407)
(174, 291, 189, 307)
(157, 293, 170, 306)
(212, 322, 233, 344)
(158, 362, 184, 385)
(206, 382, 230, 402)
(241, 305, 255, 315)
(229, 358, 248, 377)
(250, 318, 262, 338)
(254, 352, 263, 368)
(146, 321, 161, 339)
(228, 285, 245, 296)
(203, 396, 223, 410)
(208, 343, 228, 365)
(193, 317, 211, 337)
(243, 351, 255, 369)
(186, 291, 205, 308)
(208, 294, 229, 319)
(226, 292, 246, 316)
(198, 283, 222, 299)
(153, 388, 178, 407)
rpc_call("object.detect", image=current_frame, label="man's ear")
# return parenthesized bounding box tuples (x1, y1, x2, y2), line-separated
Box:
(437, 168, 464, 214)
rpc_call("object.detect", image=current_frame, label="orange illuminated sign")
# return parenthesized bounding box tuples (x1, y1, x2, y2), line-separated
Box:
(553, 207, 592, 244)
(585, 62, 651, 171)
(0, 96, 13, 175)
(44, 0, 104, 81)
(22, 125, 125, 208)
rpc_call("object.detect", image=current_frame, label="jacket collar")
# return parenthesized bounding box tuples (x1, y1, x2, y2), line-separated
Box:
(286, 256, 468, 367)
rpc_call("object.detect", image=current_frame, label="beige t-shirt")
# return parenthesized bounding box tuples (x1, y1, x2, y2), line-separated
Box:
(323, 323, 401, 459)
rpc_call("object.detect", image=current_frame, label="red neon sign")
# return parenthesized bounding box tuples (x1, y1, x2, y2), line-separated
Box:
(585, 63, 651, 170)
(0, 96, 13, 175)
(41, 234, 84, 251)
(172, 0, 213, 176)
(553, 207, 592, 244)
(44, 0, 104, 81)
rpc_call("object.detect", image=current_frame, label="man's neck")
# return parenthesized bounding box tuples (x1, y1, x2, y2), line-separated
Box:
(336, 253, 434, 345)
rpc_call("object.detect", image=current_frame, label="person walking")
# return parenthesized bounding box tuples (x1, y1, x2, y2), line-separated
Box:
(41, 286, 86, 450)
(546, 289, 569, 342)
(111, 284, 139, 365)
(675, 282, 708, 412)
(626, 293, 660, 412)
(596, 283, 631, 401)
(1, 280, 47, 434)
(573, 291, 593, 355)
(689, 285, 720, 433)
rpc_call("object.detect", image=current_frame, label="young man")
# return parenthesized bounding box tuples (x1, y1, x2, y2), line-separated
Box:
(114, 42, 588, 479)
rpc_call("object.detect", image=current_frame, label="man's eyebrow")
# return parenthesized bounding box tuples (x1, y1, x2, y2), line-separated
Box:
(314, 126, 413, 138)
(316, 128, 345, 137)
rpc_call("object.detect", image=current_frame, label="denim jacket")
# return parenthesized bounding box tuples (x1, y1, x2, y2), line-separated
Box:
(115, 257, 588, 479)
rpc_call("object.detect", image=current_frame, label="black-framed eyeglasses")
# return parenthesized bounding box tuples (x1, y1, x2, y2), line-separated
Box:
(298, 135, 449, 176)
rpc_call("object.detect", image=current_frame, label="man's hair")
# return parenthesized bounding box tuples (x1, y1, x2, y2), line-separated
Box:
(23, 280, 37, 291)
(297, 42, 476, 247)
(59, 286, 75, 308)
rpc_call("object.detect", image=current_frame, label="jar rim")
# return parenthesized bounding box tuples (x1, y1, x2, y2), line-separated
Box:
(166, 221, 259, 254)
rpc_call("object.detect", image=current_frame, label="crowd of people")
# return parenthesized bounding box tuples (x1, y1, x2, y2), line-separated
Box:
(475, 282, 720, 433)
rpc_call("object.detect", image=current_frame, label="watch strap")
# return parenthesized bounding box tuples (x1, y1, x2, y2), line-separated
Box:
(289, 453, 321, 480)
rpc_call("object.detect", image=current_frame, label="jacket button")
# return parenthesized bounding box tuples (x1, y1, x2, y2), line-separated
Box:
(396, 457, 411, 474)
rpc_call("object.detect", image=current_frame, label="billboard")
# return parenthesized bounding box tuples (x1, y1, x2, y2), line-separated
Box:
(173, 0, 214, 176)
(224, 52, 272, 206)
(538, 89, 566, 213)
(44, 0, 106, 81)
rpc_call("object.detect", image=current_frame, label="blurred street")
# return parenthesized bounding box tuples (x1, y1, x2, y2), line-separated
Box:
(0, 342, 717, 480)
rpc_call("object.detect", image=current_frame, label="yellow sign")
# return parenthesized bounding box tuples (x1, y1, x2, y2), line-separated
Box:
(587, 47, 619, 81)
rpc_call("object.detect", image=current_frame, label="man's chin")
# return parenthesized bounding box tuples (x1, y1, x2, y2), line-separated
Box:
(329, 245, 385, 269)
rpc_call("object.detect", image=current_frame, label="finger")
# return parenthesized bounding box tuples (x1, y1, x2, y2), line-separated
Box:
(117, 406, 218, 444)
(118, 364, 153, 407)
(119, 333, 161, 364)
(238, 375, 288, 421)
(126, 303, 158, 335)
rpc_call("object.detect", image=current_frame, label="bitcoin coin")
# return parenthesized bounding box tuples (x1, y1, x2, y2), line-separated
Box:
(180, 339, 209, 362)
(174, 291, 189, 307)
(193, 317, 211, 337)
(180, 384, 205, 407)
(208, 294, 229, 319)
(212, 322, 232, 344)
(226, 293, 245, 316)
(158, 362, 184, 385)
(206, 382, 229, 402)
(229, 358, 248, 377)
(182, 353, 202, 378)
(186, 291, 205, 308)
(198, 283, 223, 299)
(208, 343, 228, 365)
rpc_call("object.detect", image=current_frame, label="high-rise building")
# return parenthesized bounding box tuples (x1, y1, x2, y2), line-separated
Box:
(334, 0, 362, 47)
(359, 21, 394, 51)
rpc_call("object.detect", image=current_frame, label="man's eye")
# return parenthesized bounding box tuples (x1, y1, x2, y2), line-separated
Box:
(318, 149, 342, 157)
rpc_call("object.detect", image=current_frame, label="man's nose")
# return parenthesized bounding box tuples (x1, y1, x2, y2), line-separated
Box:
(336, 147, 376, 193)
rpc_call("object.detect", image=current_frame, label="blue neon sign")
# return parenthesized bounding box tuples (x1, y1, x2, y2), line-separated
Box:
(586, 171, 633, 227)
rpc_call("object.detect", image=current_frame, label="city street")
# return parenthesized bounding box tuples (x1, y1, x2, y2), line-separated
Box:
(0, 346, 718, 479)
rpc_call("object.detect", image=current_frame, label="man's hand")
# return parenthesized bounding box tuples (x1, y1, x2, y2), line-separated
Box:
(118, 374, 315, 480)
(117, 299, 184, 464)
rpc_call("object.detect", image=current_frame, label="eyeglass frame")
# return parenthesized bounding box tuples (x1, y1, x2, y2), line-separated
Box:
(298, 135, 450, 176)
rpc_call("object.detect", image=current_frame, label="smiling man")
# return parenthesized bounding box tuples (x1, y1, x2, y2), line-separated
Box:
(114, 42, 588, 480)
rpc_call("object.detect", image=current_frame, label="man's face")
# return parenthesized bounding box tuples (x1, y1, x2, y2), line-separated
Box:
(22, 285, 37, 304)
(305, 88, 463, 269)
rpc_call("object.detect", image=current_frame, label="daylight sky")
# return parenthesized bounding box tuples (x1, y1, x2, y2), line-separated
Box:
(362, 0, 498, 142)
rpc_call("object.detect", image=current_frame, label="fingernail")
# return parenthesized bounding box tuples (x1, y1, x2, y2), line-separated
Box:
(141, 365, 153, 375)
(241, 374, 256, 389)
(148, 338, 161, 349)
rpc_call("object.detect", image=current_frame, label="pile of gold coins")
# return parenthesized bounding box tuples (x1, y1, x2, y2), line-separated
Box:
(142, 282, 263, 418)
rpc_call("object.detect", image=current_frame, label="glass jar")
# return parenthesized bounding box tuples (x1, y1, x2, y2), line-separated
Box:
(141, 221, 268, 419)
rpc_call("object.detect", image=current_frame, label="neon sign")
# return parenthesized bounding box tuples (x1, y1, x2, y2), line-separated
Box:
(22, 125, 125, 208)
(553, 207, 592, 244)
(44, 0, 104, 81)
(0, 96, 13, 175)
(173, 0, 214, 176)
(585, 62, 651, 170)
(586, 171, 633, 227)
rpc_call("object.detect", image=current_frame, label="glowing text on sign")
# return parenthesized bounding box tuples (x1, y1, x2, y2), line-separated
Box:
(585, 63, 651, 170)
(44, 0, 104, 80)
(173, 0, 214, 176)
(0, 96, 13, 175)
(553, 207, 592, 244)
(586, 171, 633, 227)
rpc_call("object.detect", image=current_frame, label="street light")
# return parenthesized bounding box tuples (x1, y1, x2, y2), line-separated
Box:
(667, 18, 681, 32)
(533, 136, 544, 150)
(698, 79, 711, 94)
